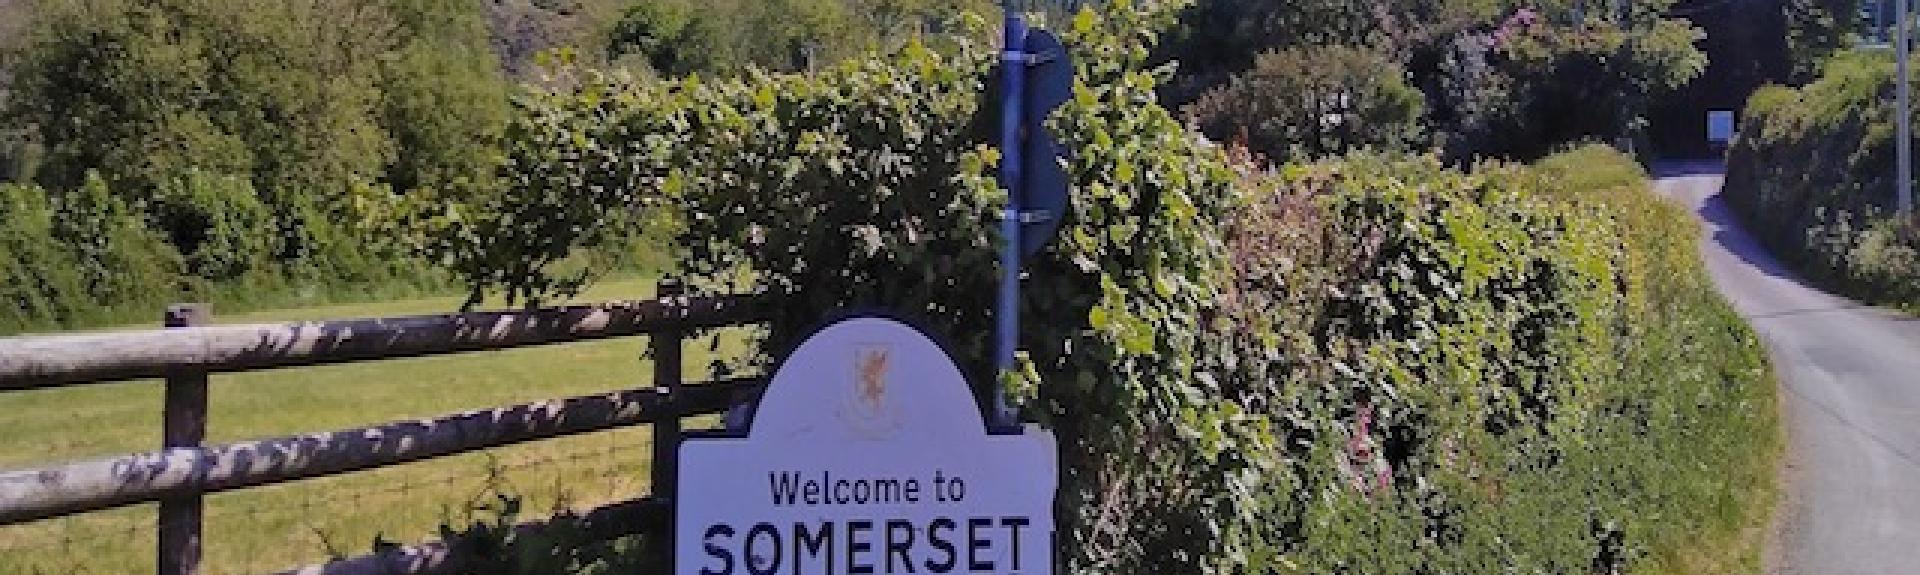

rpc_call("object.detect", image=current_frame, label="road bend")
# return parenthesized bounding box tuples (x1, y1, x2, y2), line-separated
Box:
(1654, 162, 1920, 574)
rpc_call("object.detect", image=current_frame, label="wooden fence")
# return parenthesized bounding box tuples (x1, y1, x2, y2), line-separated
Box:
(0, 280, 779, 575)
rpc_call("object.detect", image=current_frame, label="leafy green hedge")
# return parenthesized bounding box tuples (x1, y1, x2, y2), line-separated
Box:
(1726, 50, 1920, 308)
(0, 0, 514, 333)
(404, 1, 1775, 571)
(0, 176, 180, 331)
(1185, 44, 1424, 164)
(1197, 145, 1774, 574)
(0, 172, 452, 336)
(1159, 0, 1707, 164)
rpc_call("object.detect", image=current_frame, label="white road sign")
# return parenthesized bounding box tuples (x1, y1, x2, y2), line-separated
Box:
(677, 315, 1058, 575)
(1708, 110, 1736, 144)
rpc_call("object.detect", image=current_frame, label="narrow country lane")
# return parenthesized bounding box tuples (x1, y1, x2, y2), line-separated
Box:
(1654, 162, 1920, 574)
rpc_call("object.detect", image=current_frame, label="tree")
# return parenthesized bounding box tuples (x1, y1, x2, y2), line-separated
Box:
(1160, 0, 1706, 161)
(382, 0, 512, 193)
(1786, 0, 1858, 82)
(1158, 0, 1503, 103)
(1187, 45, 1427, 162)
(605, 0, 710, 75)
(1647, 0, 1794, 157)
(0, 0, 21, 182)
(606, 0, 995, 77)
(1485, 7, 1708, 158)
(4, 0, 509, 282)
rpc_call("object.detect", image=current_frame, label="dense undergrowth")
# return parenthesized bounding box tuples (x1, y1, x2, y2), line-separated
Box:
(394, 1, 1778, 571)
(1196, 145, 1776, 574)
(0, 176, 457, 335)
(1726, 49, 1920, 310)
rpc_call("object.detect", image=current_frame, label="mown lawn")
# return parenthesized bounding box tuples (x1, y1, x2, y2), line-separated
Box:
(0, 276, 747, 574)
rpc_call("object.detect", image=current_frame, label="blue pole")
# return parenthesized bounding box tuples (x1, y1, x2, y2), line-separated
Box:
(993, 5, 1027, 428)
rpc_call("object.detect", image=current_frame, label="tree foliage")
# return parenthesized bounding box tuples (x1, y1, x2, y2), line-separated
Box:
(1785, 0, 1857, 82)
(606, 0, 995, 76)
(1188, 45, 1426, 163)
(1726, 50, 1920, 308)
(0, 176, 181, 331)
(1486, 8, 1707, 157)
(0, 0, 1003, 328)
(1163, 0, 1707, 161)
(0, 0, 505, 330)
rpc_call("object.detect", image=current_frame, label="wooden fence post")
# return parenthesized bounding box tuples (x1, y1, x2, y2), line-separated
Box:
(160, 304, 208, 575)
(650, 279, 684, 570)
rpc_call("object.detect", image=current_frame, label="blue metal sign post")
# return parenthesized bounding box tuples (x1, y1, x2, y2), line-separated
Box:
(993, 5, 1074, 428)
(992, 4, 1029, 428)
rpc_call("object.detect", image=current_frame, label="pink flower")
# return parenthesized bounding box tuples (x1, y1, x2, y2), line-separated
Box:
(1491, 8, 1541, 49)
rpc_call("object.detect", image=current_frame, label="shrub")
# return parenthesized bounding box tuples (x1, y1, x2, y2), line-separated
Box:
(1193, 145, 1773, 573)
(4, 0, 500, 294)
(1843, 219, 1920, 303)
(53, 173, 184, 311)
(0, 176, 183, 333)
(430, 0, 1775, 568)
(0, 181, 89, 330)
(1725, 49, 1920, 309)
(1186, 45, 1426, 163)
(1239, 154, 1623, 572)
(0, 170, 442, 335)
(152, 170, 276, 281)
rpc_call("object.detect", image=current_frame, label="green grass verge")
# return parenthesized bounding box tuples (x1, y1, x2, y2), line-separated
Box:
(1537, 145, 1783, 575)
(0, 276, 745, 575)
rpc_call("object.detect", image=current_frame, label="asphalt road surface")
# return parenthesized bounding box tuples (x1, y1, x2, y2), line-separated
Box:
(1654, 162, 1920, 574)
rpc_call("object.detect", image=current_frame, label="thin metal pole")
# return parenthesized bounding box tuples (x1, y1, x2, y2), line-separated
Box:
(1900, 0, 1913, 215)
(993, 3, 1027, 428)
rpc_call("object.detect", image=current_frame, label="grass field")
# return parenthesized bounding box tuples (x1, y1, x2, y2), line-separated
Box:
(0, 276, 748, 574)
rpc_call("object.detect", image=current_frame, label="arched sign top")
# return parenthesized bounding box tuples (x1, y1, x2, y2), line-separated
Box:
(678, 315, 1057, 575)
(746, 316, 989, 440)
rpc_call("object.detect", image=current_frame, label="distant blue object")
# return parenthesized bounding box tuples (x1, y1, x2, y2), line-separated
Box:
(1019, 29, 1073, 258)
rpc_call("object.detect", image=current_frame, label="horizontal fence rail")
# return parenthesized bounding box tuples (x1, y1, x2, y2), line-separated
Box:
(0, 283, 781, 575)
(0, 377, 757, 524)
(0, 293, 775, 391)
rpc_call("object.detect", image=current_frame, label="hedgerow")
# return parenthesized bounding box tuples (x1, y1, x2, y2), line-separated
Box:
(1186, 44, 1425, 164)
(0, 175, 181, 331)
(408, 1, 1776, 571)
(1190, 145, 1772, 574)
(0, 0, 502, 333)
(0, 172, 455, 336)
(1159, 0, 1707, 164)
(1725, 50, 1920, 309)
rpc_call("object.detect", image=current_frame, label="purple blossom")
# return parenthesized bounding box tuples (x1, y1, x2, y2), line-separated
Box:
(1491, 7, 1541, 48)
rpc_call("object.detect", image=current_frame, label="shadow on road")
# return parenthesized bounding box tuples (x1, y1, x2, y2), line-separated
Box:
(1662, 163, 1920, 326)
(1650, 160, 1817, 286)
(1697, 193, 1805, 282)
(1648, 159, 1726, 178)
(1657, 162, 1920, 465)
